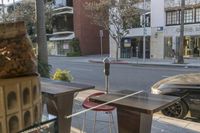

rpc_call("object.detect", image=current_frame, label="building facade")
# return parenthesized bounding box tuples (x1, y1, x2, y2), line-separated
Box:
(49, 0, 109, 56)
(110, 0, 200, 59)
(48, 0, 74, 56)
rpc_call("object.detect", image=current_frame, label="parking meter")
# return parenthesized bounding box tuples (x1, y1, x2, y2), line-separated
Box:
(103, 57, 110, 76)
(103, 57, 110, 94)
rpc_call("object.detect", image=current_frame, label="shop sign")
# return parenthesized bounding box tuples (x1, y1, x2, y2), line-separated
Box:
(124, 39, 131, 47)
(157, 27, 163, 31)
(175, 26, 200, 33)
(176, 27, 193, 33)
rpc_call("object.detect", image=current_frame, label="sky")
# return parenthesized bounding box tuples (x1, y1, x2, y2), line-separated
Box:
(0, 0, 20, 5)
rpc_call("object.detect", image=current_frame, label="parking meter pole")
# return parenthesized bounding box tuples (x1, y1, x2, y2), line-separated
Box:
(105, 76, 109, 94)
(136, 46, 139, 64)
(103, 57, 110, 94)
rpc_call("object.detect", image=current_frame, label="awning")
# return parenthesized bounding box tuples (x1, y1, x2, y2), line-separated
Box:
(49, 33, 74, 41)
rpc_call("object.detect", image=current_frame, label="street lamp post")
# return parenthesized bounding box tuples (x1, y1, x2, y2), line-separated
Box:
(143, 0, 146, 62)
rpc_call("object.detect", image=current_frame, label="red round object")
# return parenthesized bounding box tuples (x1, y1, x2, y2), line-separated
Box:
(82, 92, 115, 112)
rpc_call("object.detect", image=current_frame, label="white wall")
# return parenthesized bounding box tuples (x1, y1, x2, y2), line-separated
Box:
(151, 0, 165, 27)
(126, 27, 151, 37)
(109, 35, 118, 58)
(150, 0, 165, 59)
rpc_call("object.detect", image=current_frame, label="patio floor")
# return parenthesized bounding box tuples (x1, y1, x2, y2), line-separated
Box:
(69, 90, 200, 133)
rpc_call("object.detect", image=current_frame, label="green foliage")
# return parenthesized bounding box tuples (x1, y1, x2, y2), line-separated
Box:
(52, 69, 73, 82)
(38, 61, 52, 78)
(67, 38, 81, 57)
(69, 38, 81, 52)
(67, 51, 81, 57)
(45, 1, 54, 34)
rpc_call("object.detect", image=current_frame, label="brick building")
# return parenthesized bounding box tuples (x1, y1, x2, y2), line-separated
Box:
(73, 0, 109, 55)
(49, 0, 109, 56)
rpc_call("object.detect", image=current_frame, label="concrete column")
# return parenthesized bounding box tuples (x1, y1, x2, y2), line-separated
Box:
(150, 0, 165, 59)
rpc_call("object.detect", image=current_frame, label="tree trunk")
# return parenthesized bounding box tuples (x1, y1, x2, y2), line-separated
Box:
(36, 0, 48, 64)
(177, 0, 184, 64)
(116, 45, 119, 61)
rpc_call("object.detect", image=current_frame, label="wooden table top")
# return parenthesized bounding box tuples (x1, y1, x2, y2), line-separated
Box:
(41, 78, 95, 97)
(90, 90, 180, 115)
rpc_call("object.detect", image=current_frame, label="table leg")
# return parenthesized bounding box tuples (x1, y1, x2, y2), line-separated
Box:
(117, 109, 152, 133)
(46, 93, 74, 133)
(56, 93, 74, 133)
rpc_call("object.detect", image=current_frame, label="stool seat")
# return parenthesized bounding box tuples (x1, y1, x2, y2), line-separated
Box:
(82, 92, 115, 111)
(81, 92, 116, 133)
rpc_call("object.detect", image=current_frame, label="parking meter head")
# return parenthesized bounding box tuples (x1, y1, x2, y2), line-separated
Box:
(103, 57, 110, 76)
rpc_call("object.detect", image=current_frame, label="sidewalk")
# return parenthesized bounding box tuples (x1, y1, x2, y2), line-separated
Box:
(70, 89, 200, 133)
(87, 55, 200, 68)
(49, 55, 200, 68)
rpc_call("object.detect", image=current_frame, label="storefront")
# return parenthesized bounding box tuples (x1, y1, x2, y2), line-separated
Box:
(120, 37, 150, 59)
(164, 36, 200, 58)
(48, 33, 74, 56)
(181, 36, 200, 57)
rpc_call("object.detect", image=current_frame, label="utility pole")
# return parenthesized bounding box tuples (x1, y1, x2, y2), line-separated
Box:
(177, 0, 185, 64)
(143, 0, 146, 62)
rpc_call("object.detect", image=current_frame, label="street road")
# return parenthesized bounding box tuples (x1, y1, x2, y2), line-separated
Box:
(49, 57, 200, 92)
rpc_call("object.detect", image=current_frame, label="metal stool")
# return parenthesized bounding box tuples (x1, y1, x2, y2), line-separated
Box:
(82, 92, 116, 133)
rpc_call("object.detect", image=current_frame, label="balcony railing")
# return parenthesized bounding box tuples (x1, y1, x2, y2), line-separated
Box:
(53, 27, 74, 33)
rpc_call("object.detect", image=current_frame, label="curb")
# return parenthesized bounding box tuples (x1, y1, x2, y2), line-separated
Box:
(88, 60, 129, 64)
(88, 60, 200, 68)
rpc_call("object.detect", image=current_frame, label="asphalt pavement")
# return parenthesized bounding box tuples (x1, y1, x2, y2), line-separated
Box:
(48, 56, 200, 92)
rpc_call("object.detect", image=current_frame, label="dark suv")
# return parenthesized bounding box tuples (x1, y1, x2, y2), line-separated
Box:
(151, 73, 200, 119)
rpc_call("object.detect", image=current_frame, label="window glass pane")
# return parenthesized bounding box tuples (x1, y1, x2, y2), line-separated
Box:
(184, 9, 193, 23)
(196, 8, 200, 22)
(166, 12, 171, 25)
(171, 12, 177, 24)
(176, 11, 180, 24)
(166, 11, 180, 25)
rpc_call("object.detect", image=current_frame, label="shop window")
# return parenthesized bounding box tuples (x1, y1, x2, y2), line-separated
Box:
(164, 37, 173, 57)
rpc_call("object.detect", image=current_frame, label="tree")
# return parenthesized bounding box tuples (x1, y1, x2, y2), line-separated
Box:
(45, 0, 54, 34)
(85, 0, 139, 60)
(0, 1, 36, 41)
(36, 0, 49, 77)
(177, 0, 184, 64)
